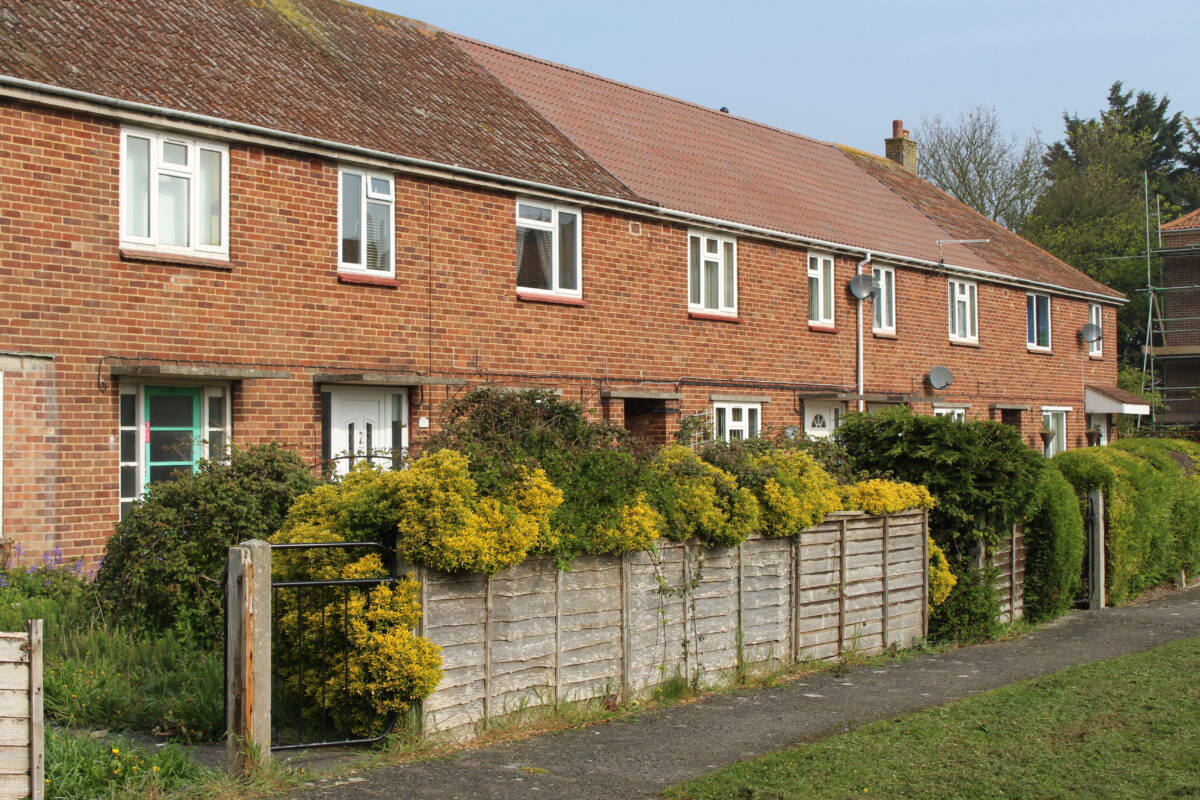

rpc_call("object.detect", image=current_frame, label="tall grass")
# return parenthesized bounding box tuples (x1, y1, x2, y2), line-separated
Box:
(44, 728, 211, 800)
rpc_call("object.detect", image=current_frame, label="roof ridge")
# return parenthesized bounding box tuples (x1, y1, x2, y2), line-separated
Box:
(445, 31, 842, 152)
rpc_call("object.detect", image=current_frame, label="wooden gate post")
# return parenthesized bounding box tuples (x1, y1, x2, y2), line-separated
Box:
(226, 540, 272, 775)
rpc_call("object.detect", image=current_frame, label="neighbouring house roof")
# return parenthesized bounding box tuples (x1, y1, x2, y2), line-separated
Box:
(453, 33, 1121, 300)
(0, 0, 1122, 301)
(1084, 385, 1151, 416)
(1162, 208, 1200, 232)
(0, 0, 637, 200)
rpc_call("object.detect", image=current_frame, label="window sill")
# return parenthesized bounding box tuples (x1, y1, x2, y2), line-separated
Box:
(517, 289, 586, 307)
(808, 323, 837, 333)
(119, 248, 233, 271)
(688, 311, 741, 323)
(338, 272, 399, 288)
(1089, 354, 1104, 361)
(872, 331, 898, 340)
(1026, 346, 1053, 355)
(949, 339, 981, 348)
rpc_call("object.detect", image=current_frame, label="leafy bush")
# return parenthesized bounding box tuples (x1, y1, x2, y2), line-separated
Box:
(95, 443, 317, 648)
(419, 388, 657, 558)
(1022, 465, 1085, 622)
(649, 445, 760, 548)
(45, 728, 209, 800)
(929, 565, 1002, 643)
(844, 479, 937, 516)
(1054, 438, 1200, 604)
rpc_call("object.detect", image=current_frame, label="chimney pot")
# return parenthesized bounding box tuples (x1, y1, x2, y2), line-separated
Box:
(892, 119, 904, 138)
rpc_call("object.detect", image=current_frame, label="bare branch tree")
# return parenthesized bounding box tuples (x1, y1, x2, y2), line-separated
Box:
(914, 107, 1046, 230)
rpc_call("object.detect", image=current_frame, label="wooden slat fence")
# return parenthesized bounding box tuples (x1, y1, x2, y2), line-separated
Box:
(420, 510, 928, 735)
(0, 620, 42, 800)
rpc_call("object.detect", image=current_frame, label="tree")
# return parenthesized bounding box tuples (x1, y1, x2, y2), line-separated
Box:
(914, 106, 1045, 230)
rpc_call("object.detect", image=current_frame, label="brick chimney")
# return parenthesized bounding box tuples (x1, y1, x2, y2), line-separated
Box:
(885, 119, 918, 174)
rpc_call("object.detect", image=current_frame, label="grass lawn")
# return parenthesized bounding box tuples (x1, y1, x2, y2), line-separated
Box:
(667, 636, 1200, 800)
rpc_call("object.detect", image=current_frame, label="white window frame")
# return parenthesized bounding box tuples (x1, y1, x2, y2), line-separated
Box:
(1026, 293, 1052, 351)
(804, 401, 845, 438)
(688, 230, 738, 316)
(1089, 304, 1103, 357)
(872, 265, 895, 334)
(808, 252, 835, 327)
(119, 382, 231, 517)
(323, 386, 409, 475)
(1041, 407, 1070, 457)
(932, 405, 967, 421)
(948, 278, 978, 343)
(713, 401, 759, 442)
(120, 127, 229, 258)
(516, 199, 583, 298)
(338, 166, 395, 277)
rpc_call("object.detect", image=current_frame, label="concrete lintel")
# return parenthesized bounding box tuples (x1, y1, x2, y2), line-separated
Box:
(0, 352, 54, 372)
(314, 372, 467, 387)
(601, 389, 683, 401)
(710, 393, 770, 404)
(111, 360, 291, 380)
(991, 403, 1031, 411)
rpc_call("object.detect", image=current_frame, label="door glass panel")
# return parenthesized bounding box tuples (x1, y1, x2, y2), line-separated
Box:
(120, 430, 137, 461)
(149, 394, 194, 427)
(150, 429, 194, 462)
(150, 465, 186, 484)
(120, 393, 136, 426)
(207, 395, 225, 428)
(120, 466, 137, 498)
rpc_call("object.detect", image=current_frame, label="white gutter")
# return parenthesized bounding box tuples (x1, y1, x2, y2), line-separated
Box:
(0, 74, 1127, 305)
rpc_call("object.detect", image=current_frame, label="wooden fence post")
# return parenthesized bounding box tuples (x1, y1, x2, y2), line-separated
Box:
(226, 540, 271, 776)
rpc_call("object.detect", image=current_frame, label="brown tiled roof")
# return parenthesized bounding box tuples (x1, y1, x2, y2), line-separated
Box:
(0, 0, 636, 200)
(453, 35, 1122, 300)
(1162, 208, 1200, 231)
(1086, 385, 1151, 406)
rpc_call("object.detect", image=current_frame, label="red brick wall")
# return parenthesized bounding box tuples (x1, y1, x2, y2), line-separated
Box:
(0, 99, 1121, 562)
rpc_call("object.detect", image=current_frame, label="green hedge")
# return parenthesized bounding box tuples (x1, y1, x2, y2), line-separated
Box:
(1053, 439, 1200, 605)
(1022, 465, 1085, 622)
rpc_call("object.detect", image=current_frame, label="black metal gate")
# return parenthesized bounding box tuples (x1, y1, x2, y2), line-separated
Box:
(269, 540, 401, 751)
(1078, 494, 1096, 609)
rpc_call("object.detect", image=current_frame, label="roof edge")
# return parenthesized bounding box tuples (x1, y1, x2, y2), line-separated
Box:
(0, 73, 1127, 305)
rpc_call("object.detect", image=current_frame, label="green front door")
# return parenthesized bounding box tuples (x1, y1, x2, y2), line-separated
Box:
(144, 386, 202, 487)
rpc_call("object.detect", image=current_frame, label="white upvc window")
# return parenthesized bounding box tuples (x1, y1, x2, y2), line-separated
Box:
(120, 128, 229, 258)
(948, 278, 978, 343)
(713, 402, 759, 441)
(932, 405, 966, 421)
(118, 383, 230, 519)
(688, 231, 737, 315)
(1041, 407, 1069, 457)
(516, 200, 582, 297)
(808, 252, 835, 326)
(339, 167, 395, 275)
(872, 265, 895, 334)
(804, 401, 845, 438)
(1027, 293, 1051, 350)
(1089, 303, 1103, 356)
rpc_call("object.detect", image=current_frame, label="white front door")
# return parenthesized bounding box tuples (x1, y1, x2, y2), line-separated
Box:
(329, 389, 406, 475)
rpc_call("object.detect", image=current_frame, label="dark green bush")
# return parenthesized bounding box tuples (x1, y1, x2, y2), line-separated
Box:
(1053, 438, 1200, 604)
(929, 565, 1003, 644)
(1022, 465, 1085, 622)
(95, 443, 317, 648)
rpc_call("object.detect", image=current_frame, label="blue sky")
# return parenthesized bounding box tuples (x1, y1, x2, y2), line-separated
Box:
(369, 0, 1200, 155)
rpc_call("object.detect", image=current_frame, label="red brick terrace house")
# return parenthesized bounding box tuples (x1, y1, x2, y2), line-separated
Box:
(0, 0, 1143, 562)
(1149, 208, 1200, 422)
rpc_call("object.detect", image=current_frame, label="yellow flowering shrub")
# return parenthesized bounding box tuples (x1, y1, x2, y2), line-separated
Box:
(928, 537, 957, 607)
(650, 445, 760, 548)
(843, 479, 936, 516)
(586, 492, 664, 555)
(750, 450, 843, 537)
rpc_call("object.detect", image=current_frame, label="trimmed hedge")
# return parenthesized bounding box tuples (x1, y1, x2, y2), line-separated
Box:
(1053, 438, 1200, 604)
(1022, 465, 1085, 622)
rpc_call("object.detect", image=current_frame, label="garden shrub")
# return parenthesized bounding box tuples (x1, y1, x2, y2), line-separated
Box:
(94, 443, 317, 648)
(843, 479, 936, 516)
(279, 451, 561, 575)
(927, 538, 957, 607)
(1022, 465, 1085, 622)
(419, 388, 658, 559)
(929, 564, 1002, 643)
(649, 445, 760, 548)
(1054, 438, 1200, 604)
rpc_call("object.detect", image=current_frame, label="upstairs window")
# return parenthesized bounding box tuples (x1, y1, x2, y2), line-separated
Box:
(121, 128, 228, 257)
(948, 279, 978, 343)
(689, 231, 737, 315)
(517, 200, 581, 297)
(1027, 293, 1051, 350)
(340, 168, 394, 275)
(872, 265, 895, 334)
(808, 252, 835, 326)
(1089, 303, 1103, 356)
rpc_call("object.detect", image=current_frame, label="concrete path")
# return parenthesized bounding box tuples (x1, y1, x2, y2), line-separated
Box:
(289, 585, 1200, 800)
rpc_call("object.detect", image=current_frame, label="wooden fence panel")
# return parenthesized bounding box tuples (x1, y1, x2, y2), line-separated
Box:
(0, 620, 42, 800)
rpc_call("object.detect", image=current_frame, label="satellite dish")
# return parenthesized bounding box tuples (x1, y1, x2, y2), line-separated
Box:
(928, 366, 954, 390)
(848, 274, 880, 300)
(1079, 323, 1103, 343)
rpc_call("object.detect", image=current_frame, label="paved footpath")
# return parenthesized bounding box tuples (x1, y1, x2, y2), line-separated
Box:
(290, 585, 1200, 800)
